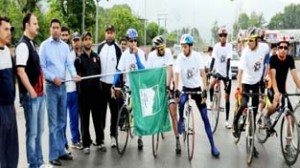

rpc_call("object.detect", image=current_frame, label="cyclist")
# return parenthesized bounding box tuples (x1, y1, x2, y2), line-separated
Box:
(232, 27, 269, 156)
(205, 46, 213, 86)
(263, 35, 300, 133)
(174, 34, 220, 157)
(209, 27, 233, 129)
(112, 28, 146, 150)
(146, 35, 181, 154)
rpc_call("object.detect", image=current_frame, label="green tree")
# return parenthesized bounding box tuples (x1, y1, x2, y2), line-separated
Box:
(268, 4, 300, 29)
(238, 13, 250, 29)
(211, 21, 219, 44)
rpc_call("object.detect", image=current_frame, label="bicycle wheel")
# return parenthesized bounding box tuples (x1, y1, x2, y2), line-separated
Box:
(183, 102, 189, 143)
(280, 111, 300, 166)
(116, 105, 130, 155)
(129, 111, 134, 138)
(152, 133, 160, 158)
(256, 109, 269, 144)
(294, 104, 300, 153)
(246, 108, 255, 165)
(209, 93, 220, 134)
(187, 107, 195, 161)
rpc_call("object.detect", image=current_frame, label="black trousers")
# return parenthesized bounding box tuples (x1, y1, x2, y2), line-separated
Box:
(79, 89, 103, 147)
(99, 82, 122, 139)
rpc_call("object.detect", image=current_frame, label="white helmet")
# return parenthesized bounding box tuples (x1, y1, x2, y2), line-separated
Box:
(180, 34, 193, 45)
(152, 35, 166, 48)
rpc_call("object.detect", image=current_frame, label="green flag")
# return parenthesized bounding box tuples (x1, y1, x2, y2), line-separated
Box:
(129, 67, 171, 136)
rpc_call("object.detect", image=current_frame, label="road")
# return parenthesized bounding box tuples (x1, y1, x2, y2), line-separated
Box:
(15, 60, 300, 168)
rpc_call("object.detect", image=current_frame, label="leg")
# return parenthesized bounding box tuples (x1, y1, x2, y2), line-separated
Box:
(178, 94, 188, 134)
(79, 92, 92, 148)
(57, 85, 68, 157)
(69, 91, 80, 144)
(36, 96, 45, 166)
(233, 84, 249, 132)
(209, 77, 217, 102)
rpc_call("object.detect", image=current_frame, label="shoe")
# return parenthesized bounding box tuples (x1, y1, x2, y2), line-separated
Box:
(70, 142, 83, 150)
(284, 144, 296, 159)
(253, 146, 259, 158)
(232, 126, 240, 142)
(225, 121, 232, 129)
(175, 139, 181, 154)
(178, 121, 184, 135)
(83, 147, 90, 154)
(65, 147, 71, 155)
(211, 146, 220, 158)
(98, 144, 107, 152)
(138, 138, 143, 150)
(207, 102, 213, 110)
(49, 159, 61, 166)
(40, 164, 53, 168)
(111, 137, 117, 148)
(59, 154, 73, 160)
(263, 116, 272, 129)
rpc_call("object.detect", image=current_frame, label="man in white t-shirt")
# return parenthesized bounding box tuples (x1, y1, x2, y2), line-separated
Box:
(209, 27, 233, 129)
(174, 34, 220, 157)
(112, 28, 146, 150)
(232, 27, 269, 157)
(147, 35, 181, 154)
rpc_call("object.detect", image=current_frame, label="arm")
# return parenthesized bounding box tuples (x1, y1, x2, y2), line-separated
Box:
(226, 58, 231, 78)
(17, 68, 37, 98)
(112, 69, 121, 87)
(135, 54, 145, 69)
(39, 42, 55, 81)
(209, 58, 215, 72)
(167, 65, 173, 89)
(236, 69, 243, 90)
(66, 48, 80, 82)
(291, 69, 300, 89)
(270, 69, 279, 94)
(201, 69, 207, 91)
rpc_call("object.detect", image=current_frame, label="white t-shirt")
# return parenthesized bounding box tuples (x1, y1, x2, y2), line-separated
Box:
(66, 50, 77, 92)
(98, 43, 117, 84)
(146, 48, 173, 68)
(206, 56, 212, 69)
(174, 50, 204, 88)
(212, 42, 233, 78)
(0, 46, 12, 70)
(15, 42, 34, 66)
(239, 42, 269, 84)
(117, 48, 146, 86)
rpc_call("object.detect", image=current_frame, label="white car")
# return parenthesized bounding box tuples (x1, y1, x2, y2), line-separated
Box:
(231, 52, 240, 79)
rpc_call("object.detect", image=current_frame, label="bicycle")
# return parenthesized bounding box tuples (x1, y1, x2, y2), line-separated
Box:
(208, 73, 225, 134)
(180, 91, 202, 161)
(234, 91, 262, 165)
(256, 93, 300, 166)
(115, 86, 134, 155)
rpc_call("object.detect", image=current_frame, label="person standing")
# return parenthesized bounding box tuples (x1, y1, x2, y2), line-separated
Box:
(39, 18, 80, 166)
(0, 16, 19, 168)
(119, 37, 127, 53)
(97, 25, 122, 148)
(65, 32, 83, 150)
(75, 32, 102, 154)
(61, 26, 71, 46)
(15, 13, 47, 168)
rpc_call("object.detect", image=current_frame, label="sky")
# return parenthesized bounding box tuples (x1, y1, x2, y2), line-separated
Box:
(98, 0, 300, 42)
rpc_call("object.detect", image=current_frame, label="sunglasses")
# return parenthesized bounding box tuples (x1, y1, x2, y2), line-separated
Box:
(278, 46, 288, 50)
(128, 39, 137, 43)
(157, 45, 166, 51)
(219, 34, 227, 37)
(248, 39, 255, 42)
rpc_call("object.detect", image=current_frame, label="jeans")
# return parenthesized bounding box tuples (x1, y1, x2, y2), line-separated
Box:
(0, 104, 19, 168)
(65, 91, 80, 144)
(45, 84, 67, 161)
(21, 93, 45, 168)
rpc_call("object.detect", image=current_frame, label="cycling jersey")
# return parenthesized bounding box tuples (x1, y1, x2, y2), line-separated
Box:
(212, 42, 233, 79)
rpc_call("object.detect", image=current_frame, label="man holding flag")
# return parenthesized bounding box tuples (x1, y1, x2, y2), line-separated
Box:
(146, 35, 181, 154)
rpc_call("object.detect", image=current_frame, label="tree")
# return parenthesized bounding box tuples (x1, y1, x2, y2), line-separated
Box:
(211, 21, 219, 44)
(238, 13, 249, 29)
(268, 4, 300, 29)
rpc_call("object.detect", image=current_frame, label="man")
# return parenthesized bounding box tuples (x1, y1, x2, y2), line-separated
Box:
(174, 34, 220, 157)
(0, 16, 18, 168)
(209, 27, 233, 129)
(146, 35, 181, 154)
(232, 27, 269, 156)
(61, 26, 70, 45)
(97, 25, 122, 148)
(119, 37, 127, 52)
(112, 28, 146, 150)
(75, 32, 102, 154)
(39, 18, 80, 166)
(263, 36, 300, 133)
(15, 13, 47, 168)
(206, 46, 213, 85)
(65, 32, 82, 150)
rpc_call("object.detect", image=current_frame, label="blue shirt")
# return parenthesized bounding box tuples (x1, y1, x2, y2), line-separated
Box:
(39, 37, 77, 81)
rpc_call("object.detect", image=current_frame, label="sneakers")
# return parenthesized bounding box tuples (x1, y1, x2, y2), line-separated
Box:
(83, 147, 90, 154)
(263, 116, 272, 129)
(138, 138, 143, 150)
(98, 143, 107, 152)
(225, 121, 232, 129)
(40, 164, 53, 168)
(232, 125, 241, 143)
(111, 137, 117, 148)
(175, 139, 181, 154)
(211, 146, 220, 158)
(70, 142, 83, 150)
(284, 144, 296, 159)
(253, 146, 259, 158)
(178, 121, 184, 135)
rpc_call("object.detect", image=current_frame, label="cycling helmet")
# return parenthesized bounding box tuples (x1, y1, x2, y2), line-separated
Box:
(126, 28, 138, 39)
(277, 35, 290, 45)
(152, 35, 166, 48)
(180, 34, 193, 45)
(247, 27, 260, 39)
(218, 27, 228, 35)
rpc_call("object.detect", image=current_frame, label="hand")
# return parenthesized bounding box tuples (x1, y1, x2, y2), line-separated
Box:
(73, 75, 81, 82)
(235, 88, 241, 100)
(132, 46, 138, 55)
(29, 90, 37, 98)
(274, 91, 280, 102)
(111, 86, 116, 99)
(201, 90, 207, 99)
(53, 77, 62, 86)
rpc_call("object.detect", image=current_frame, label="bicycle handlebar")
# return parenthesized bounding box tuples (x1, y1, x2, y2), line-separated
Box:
(182, 91, 202, 95)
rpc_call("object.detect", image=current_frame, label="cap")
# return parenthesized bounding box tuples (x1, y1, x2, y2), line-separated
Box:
(81, 32, 92, 39)
(105, 25, 115, 32)
(72, 32, 80, 40)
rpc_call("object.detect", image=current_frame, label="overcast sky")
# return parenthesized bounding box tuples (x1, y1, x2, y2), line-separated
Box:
(98, 0, 300, 41)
